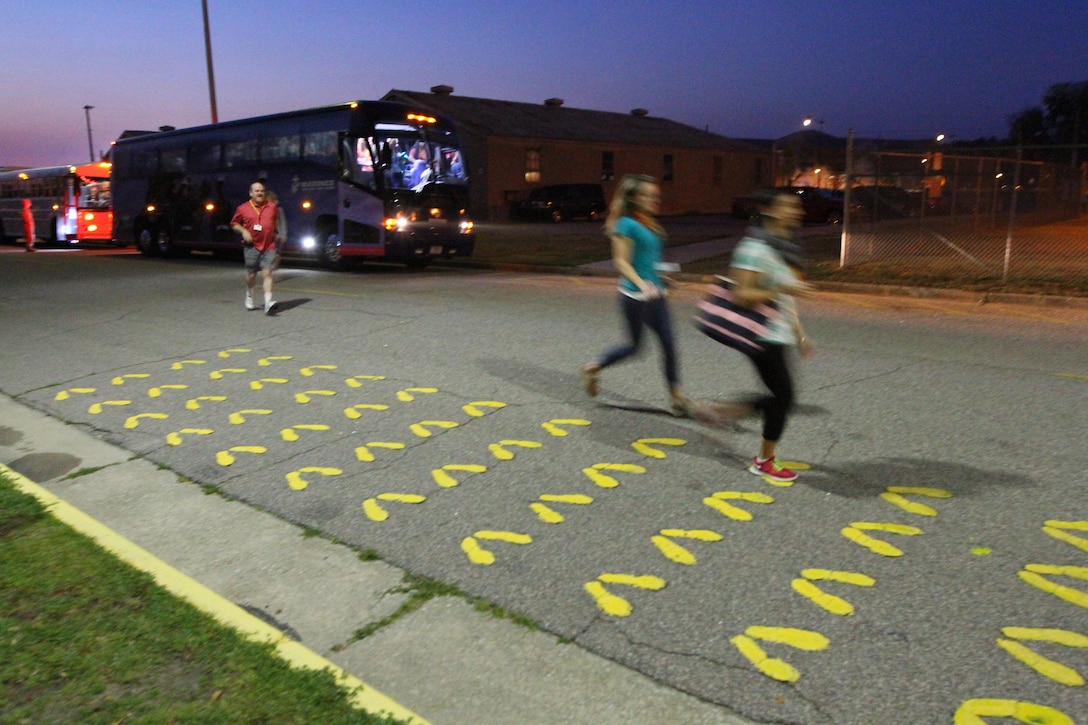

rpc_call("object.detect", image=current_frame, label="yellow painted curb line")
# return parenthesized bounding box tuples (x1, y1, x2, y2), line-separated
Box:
(0, 462, 429, 725)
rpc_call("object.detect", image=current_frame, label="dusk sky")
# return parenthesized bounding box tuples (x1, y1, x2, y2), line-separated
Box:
(3, 0, 1086, 167)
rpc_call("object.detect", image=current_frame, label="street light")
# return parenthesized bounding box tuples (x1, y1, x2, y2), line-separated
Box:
(202, 0, 219, 123)
(802, 117, 825, 187)
(83, 105, 95, 162)
(992, 169, 1005, 224)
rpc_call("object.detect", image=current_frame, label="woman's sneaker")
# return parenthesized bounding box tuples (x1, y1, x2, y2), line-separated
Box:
(748, 456, 797, 482)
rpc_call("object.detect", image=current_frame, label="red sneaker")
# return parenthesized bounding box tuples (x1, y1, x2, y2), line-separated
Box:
(748, 456, 797, 482)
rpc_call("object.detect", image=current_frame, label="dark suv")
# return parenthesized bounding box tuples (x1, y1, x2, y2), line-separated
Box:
(511, 183, 606, 222)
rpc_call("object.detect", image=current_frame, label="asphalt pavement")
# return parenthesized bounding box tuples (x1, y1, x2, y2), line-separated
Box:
(0, 239, 761, 725)
(2, 241, 1086, 725)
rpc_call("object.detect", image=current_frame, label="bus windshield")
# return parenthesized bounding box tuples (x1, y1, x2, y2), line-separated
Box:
(346, 124, 467, 192)
(79, 178, 110, 209)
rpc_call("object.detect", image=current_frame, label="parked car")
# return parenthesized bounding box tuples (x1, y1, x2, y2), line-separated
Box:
(510, 183, 606, 222)
(848, 186, 918, 222)
(731, 186, 843, 225)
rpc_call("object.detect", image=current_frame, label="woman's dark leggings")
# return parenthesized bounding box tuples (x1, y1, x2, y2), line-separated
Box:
(751, 344, 794, 442)
(598, 294, 679, 387)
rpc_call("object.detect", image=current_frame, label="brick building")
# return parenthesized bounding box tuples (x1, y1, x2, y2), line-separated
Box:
(383, 86, 771, 221)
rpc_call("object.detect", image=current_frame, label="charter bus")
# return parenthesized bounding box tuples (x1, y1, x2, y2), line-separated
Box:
(110, 100, 475, 268)
(0, 162, 113, 245)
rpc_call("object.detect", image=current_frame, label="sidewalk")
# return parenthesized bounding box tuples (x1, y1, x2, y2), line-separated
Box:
(0, 394, 754, 725)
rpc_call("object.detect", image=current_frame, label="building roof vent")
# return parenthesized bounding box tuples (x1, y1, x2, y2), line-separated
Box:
(630, 108, 649, 117)
(158, 125, 176, 132)
(430, 85, 454, 95)
(544, 98, 564, 107)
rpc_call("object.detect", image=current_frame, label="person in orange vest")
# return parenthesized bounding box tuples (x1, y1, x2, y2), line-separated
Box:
(21, 199, 35, 252)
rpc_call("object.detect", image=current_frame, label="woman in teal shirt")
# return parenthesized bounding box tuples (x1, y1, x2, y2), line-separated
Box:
(581, 174, 690, 416)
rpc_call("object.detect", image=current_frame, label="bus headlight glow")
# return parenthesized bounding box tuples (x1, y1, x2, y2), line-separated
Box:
(459, 220, 474, 234)
(205, 203, 215, 212)
(87, 224, 98, 232)
(384, 216, 410, 232)
(146, 205, 156, 213)
(301, 236, 316, 249)
(301, 200, 312, 210)
(84, 212, 95, 221)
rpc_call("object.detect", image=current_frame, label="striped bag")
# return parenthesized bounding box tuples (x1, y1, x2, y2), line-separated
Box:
(693, 276, 778, 357)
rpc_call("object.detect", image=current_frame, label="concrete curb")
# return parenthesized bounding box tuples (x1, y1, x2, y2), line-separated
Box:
(0, 462, 428, 725)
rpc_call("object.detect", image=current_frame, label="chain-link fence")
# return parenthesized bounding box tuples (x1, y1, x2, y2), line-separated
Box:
(840, 136, 1088, 288)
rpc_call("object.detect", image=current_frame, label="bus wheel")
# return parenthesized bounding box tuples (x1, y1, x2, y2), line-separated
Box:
(320, 233, 347, 269)
(136, 226, 159, 257)
(155, 229, 175, 257)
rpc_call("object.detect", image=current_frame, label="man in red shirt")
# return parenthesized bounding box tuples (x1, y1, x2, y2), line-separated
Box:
(230, 181, 279, 314)
(21, 199, 36, 252)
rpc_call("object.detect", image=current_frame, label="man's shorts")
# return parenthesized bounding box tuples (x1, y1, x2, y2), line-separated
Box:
(244, 245, 276, 272)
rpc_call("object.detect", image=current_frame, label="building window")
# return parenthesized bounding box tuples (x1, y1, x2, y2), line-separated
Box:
(601, 151, 614, 181)
(663, 154, 674, 182)
(713, 156, 723, 187)
(525, 149, 540, 184)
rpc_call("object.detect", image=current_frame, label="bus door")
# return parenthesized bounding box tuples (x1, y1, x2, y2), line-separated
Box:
(59, 176, 78, 241)
(336, 135, 383, 252)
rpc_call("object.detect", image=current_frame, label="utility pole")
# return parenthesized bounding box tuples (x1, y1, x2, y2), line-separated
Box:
(83, 105, 95, 162)
(202, 0, 219, 123)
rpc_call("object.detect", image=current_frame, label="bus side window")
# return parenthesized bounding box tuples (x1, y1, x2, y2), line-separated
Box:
(225, 139, 257, 169)
(189, 141, 221, 172)
(261, 134, 300, 164)
(303, 131, 338, 170)
(161, 148, 186, 173)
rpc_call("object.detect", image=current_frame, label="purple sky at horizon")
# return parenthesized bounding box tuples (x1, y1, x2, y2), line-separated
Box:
(3, 0, 1086, 167)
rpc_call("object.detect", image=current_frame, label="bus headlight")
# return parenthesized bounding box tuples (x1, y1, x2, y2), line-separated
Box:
(84, 212, 95, 221)
(459, 220, 474, 234)
(146, 204, 156, 213)
(87, 224, 98, 232)
(383, 216, 410, 232)
(301, 236, 316, 249)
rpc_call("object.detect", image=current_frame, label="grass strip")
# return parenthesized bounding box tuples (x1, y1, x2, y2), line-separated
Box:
(0, 469, 417, 725)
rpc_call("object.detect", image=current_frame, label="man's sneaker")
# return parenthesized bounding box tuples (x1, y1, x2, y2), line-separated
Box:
(264, 299, 279, 315)
(244, 293, 257, 310)
(748, 456, 797, 483)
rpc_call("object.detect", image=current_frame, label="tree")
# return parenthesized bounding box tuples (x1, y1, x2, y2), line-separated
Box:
(1043, 81, 1088, 146)
(1007, 106, 1049, 145)
(1006, 80, 1088, 164)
